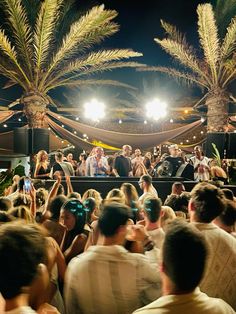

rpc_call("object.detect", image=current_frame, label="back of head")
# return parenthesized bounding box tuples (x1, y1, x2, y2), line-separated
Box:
(140, 174, 152, 185)
(0, 222, 46, 299)
(218, 200, 236, 227)
(190, 182, 226, 223)
(163, 220, 207, 292)
(98, 202, 131, 237)
(55, 151, 63, 162)
(83, 197, 97, 223)
(143, 197, 162, 222)
(172, 182, 185, 195)
(8, 206, 35, 223)
(48, 195, 67, 220)
(106, 189, 125, 204)
(222, 188, 234, 201)
(0, 197, 12, 212)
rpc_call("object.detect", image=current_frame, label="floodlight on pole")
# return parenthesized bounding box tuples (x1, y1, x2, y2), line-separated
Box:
(84, 99, 105, 121)
(145, 98, 167, 120)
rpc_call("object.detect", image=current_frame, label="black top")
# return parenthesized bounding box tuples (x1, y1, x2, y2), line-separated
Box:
(164, 156, 184, 176)
(37, 165, 51, 179)
(114, 155, 132, 177)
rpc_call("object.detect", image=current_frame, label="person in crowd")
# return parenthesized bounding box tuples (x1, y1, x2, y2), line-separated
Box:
(85, 146, 108, 177)
(34, 150, 51, 179)
(138, 174, 158, 204)
(222, 188, 234, 201)
(60, 199, 88, 264)
(83, 197, 99, 225)
(171, 181, 185, 195)
(82, 189, 103, 212)
(0, 197, 12, 211)
(42, 195, 68, 246)
(0, 222, 59, 314)
(106, 156, 116, 176)
(160, 206, 176, 230)
(66, 153, 77, 171)
(120, 183, 141, 223)
(76, 152, 87, 176)
(133, 220, 235, 314)
(189, 182, 236, 309)
(189, 146, 210, 181)
(51, 151, 75, 178)
(214, 200, 236, 237)
(113, 144, 133, 177)
(105, 188, 126, 204)
(164, 192, 190, 215)
(142, 197, 165, 250)
(64, 201, 161, 314)
(132, 148, 147, 177)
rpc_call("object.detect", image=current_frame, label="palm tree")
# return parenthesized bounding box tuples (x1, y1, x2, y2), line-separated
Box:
(0, 0, 143, 128)
(139, 3, 236, 132)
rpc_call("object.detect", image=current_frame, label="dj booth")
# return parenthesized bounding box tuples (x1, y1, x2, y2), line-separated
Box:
(44, 177, 236, 202)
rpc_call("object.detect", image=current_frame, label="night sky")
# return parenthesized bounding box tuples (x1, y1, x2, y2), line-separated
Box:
(0, 0, 213, 108)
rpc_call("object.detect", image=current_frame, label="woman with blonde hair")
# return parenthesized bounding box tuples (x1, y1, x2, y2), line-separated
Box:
(210, 165, 228, 184)
(82, 189, 103, 213)
(34, 150, 51, 179)
(120, 182, 141, 223)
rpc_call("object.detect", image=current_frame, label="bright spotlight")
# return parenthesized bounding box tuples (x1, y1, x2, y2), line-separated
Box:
(146, 98, 167, 120)
(84, 99, 105, 121)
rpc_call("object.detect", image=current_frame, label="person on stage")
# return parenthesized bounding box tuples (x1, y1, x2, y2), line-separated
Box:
(85, 147, 108, 177)
(189, 146, 210, 181)
(113, 145, 133, 177)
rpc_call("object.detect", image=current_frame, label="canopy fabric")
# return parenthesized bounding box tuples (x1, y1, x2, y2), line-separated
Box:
(0, 111, 16, 124)
(46, 116, 95, 151)
(47, 111, 202, 149)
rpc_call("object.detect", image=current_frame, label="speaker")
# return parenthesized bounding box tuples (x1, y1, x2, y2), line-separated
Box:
(14, 128, 49, 155)
(227, 133, 236, 158)
(205, 132, 226, 158)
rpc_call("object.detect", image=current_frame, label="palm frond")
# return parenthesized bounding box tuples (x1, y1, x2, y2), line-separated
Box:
(43, 5, 118, 84)
(0, 29, 30, 87)
(45, 79, 136, 92)
(214, 0, 236, 37)
(45, 49, 142, 87)
(221, 57, 236, 87)
(137, 66, 209, 89)
(0, 63, 26, 88)
(197, 4, 220, 84)
(4, 0, 33, 77)
(160, 19, 187, 44)
(221, 16, 236, 60)
(154, 37, 211, 87)
(34, 0, 63, 78)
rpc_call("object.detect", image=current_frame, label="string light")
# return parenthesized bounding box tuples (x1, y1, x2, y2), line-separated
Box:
(201, 117, 205, 123)
(61, 124, 64, 128)
(193, 135, 196, 139)
(200, 131, 204, 134)
(144, 120, 147, 124)
(119, 119, 122, 124)
(3, 124, 7, 128)
(186, 139, 189, 143)
(184, 110, 189, 114)
(180, 142, 183, 145)
(170, 118, 173, 123)
(18, 118, 22, 122)
(48, 127, 51, 130)
(83, 134, 87, 137)
(74, 131, 77, 134)
(76, 117, 79, 121)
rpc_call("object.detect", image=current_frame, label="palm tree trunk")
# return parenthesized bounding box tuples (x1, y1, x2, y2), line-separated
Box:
(206, 88, 229, 132)
(22, 92, 49, 128)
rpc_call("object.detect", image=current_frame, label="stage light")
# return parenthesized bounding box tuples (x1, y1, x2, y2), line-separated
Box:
(146, 98, 167, 120)
(201, 117, 205, 123)
(84, 99, 105, 121)
(76, 117, 79, 121)
(170, 118, 173, 123)
(119, 119, 122, 124)
(3, 124, 7, 128)
(144, 120, 147, 124)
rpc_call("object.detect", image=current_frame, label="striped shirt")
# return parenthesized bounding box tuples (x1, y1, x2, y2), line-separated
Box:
(64, 245, 161, 314)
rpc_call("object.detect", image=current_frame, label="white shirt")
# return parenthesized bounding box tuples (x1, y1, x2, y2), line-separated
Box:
(189, 156, 210, 181)
(147, 228, 165, 249)
(191, 222, 236, 310)
(133, 287, 235, 314)
(85, 155, 108, 177)
(64, 245, 161, 314)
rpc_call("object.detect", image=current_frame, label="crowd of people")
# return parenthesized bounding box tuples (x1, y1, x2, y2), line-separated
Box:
(0, 147, 236, 313)
(32, 144, 229, 185)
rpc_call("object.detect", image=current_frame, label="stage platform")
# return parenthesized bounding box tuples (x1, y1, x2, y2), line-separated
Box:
(43, 177, 236, 202)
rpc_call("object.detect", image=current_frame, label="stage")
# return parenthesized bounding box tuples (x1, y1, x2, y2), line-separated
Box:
(43, 177, 236, 202)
